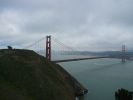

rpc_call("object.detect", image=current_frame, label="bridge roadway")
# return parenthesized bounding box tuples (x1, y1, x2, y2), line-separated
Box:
(52, 57, 108, 63)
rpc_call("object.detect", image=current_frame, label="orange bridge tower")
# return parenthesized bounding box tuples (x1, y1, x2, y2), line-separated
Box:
(46, 36, 51, 61)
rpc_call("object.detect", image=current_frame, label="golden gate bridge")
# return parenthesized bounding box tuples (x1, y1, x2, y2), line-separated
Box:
(22, 35, 131, 63)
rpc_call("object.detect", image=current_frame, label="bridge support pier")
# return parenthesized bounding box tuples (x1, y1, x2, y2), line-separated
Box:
(46, 36, 51, 61)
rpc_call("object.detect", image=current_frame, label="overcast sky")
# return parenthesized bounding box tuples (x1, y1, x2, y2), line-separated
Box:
(0, 0, 133, 51)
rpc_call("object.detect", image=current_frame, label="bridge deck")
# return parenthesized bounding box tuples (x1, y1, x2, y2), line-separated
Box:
(52, 57, 107, 63)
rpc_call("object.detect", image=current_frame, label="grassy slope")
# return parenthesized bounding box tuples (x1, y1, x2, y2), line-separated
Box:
(0, 49, 74, 100)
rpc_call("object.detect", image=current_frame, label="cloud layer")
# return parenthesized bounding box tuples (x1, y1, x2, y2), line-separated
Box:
(0, 0, 133, 51)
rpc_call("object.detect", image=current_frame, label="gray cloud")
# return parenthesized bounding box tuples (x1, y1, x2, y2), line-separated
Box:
(0, 0, 133, 51)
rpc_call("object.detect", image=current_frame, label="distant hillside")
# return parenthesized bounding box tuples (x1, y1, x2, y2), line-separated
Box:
(38, 50, 133, 57)
(0, 49, 87, 100)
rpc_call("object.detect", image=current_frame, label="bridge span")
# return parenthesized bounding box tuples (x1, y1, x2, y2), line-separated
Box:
(25, 35, 129, 63)
(52, 57, 108, 63)
(44, 36, 128, 63)
(52, 56, 132, 63)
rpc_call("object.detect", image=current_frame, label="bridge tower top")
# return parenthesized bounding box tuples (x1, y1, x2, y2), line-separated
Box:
(46, 36, 51, 61)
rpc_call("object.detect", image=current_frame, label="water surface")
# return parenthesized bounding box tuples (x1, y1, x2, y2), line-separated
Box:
(59, 58, 133, 100)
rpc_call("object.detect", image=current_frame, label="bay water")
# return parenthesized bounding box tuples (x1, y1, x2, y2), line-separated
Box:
(58, 58, 133, 100)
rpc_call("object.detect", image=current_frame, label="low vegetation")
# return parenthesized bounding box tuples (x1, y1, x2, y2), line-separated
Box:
(0, 49, 77, 100)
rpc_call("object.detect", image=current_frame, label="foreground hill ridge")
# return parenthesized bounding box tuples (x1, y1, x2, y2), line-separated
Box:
(0, 49, 87, 100)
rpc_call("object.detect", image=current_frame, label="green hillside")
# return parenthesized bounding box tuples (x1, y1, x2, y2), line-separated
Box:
(0, 49, 79, 100)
